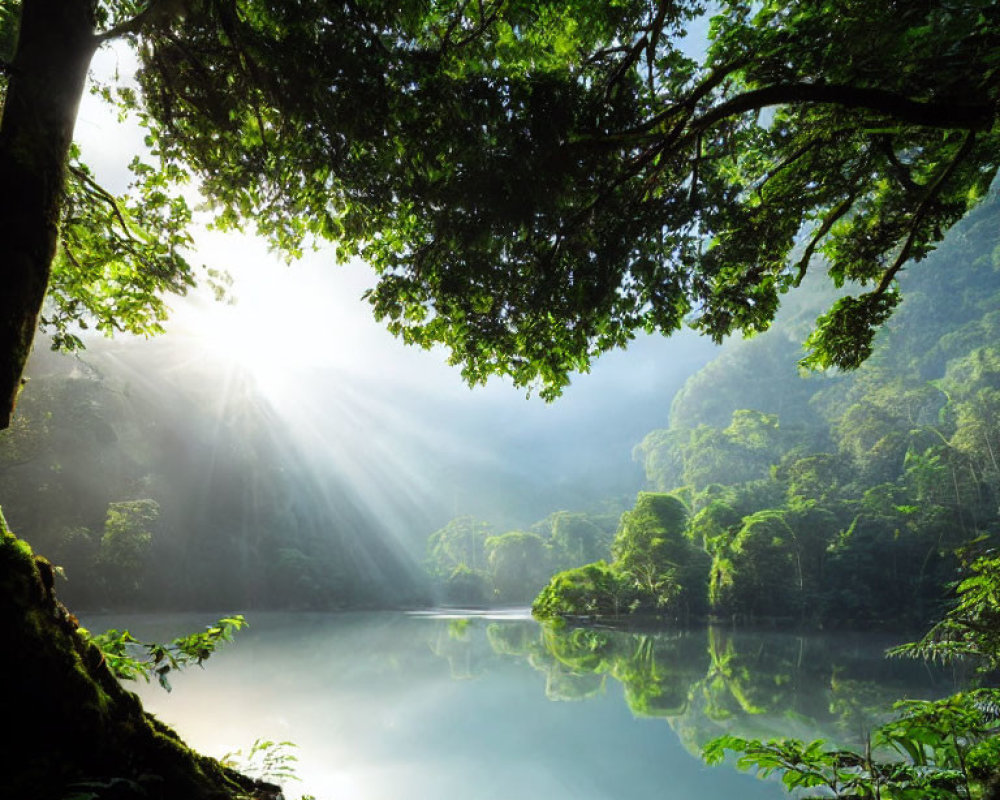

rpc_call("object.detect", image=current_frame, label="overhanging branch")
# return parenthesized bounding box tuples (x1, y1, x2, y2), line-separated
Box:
(694, 84, 994, 133)
(875, 130, 977, 296)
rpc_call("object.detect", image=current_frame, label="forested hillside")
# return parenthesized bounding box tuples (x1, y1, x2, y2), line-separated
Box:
(0, 345, 426, 610)
(538, 190, 1000, 627)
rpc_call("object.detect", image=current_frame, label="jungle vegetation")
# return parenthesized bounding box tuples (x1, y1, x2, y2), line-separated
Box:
(3, 0, 1000, 796)
(534, 191, 1000, 629)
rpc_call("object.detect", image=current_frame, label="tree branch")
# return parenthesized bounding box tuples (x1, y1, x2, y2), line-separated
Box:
(95, 4, 156, 42)
(874, 131, 977, 296)
(584, 45, 635, 65)
(96, 0, 192, 43)
(68, 165, 137, 238)
(439, 0, 506, 55)
(792, 193, 855, 285)
(645, 0, 672, 94)
(603, 33, 648, 98)
(876, 134, 921, 191)
(607, 56, 752, 142)
(693, 84, 994, 133)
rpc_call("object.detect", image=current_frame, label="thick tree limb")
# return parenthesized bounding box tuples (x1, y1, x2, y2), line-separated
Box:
(95, 0, 187, 43)
(694, 84, 994, 133)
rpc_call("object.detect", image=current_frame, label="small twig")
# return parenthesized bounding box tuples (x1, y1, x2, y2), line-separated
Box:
(68, 165, 136, 238)
(792, 192, 855, 285)
(645, 0, 671, 95)
(688, 133, 701, 206)
(60, 242, 86, 274)
(437, 0, 472, 54)
(441, 0, 505, 54)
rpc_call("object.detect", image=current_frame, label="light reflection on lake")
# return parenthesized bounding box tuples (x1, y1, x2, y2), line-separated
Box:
(84, 611, 961, 799)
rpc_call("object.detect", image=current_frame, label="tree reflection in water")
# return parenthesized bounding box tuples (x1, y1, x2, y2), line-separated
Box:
(455, 621, 965, 758)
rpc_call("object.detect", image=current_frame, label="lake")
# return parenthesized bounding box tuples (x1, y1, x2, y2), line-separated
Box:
(84, 610, 963, 799)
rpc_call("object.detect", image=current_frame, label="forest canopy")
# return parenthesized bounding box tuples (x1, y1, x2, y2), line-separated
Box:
(2, 0, 999, 425)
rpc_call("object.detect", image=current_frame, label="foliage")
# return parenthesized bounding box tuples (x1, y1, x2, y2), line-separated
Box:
(612, 492, 707, 614)
(221, 739, 300, 787)
(533, 492, 710, 620)
(4, 0, 1000, 408)
(485, 530, 551, 602)
(45, 149, 200, 352)
(544, 511, 614, 566)
(616, 190, 1000, 627)
(533, 561, 637, 619)
(426, 516, 493, 579)
(84, 615, 246, 692)
(890, 554, 1000, 671)
(703, 543, 1000, 798)
(426, 509, 616, 605)
(97, 498, 159, 603)
(0, 345, 427, 611)
(704, 690, 1000, 799)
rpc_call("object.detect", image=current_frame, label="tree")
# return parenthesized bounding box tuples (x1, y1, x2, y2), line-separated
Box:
(426, 515, 493, 577)
(613, 492, 707, 614)
(544, 510, 614, 566)
(710, 509, 798, 619)
(485, 530, 551, 602)
(97, 498, 159, 605)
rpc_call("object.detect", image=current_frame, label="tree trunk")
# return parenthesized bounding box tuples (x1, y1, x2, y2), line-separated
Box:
(0, 0, 95, 429)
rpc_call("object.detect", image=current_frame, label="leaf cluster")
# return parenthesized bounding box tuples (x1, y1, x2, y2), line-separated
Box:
(45, 147, 199, 351)
(221, 738, 300, 785)
(74, 0, 999, 397)
(84, 614, 247, 692)
(890, 553, 1000, 671)
(704, 689, 1000, 799)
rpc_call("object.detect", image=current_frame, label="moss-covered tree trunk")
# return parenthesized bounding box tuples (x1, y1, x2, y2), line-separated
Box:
(1, 511, 278, 797)
(0, 0, 93, 428)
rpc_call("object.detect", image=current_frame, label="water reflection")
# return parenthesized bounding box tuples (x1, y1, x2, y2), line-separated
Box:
(477, 621, 963, 756)
(92, 612, 960, 799)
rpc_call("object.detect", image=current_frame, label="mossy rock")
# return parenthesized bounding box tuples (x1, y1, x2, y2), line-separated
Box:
(0, 514, 278, 799)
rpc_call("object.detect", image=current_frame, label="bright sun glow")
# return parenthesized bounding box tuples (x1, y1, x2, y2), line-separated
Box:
(168, 232, 382, 402)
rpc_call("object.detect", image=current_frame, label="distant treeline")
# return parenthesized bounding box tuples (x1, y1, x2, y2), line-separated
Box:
(484, 191, 1000, 628)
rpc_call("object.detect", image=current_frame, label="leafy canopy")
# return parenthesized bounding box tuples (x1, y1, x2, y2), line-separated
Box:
(7, 0, 1000, 396)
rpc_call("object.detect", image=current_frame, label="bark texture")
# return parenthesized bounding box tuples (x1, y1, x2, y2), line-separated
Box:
(0, 0, 95, 429)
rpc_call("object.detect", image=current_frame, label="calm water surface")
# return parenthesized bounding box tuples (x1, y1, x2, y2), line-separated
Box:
(86, 611, 961, 799)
